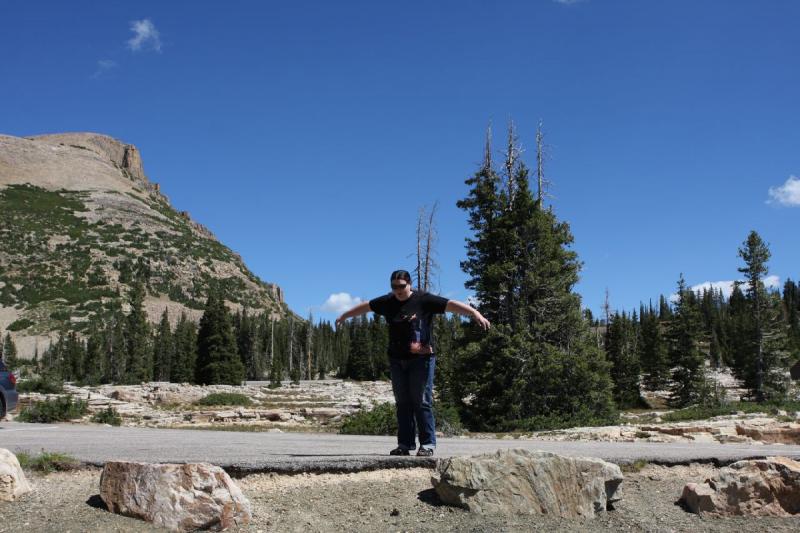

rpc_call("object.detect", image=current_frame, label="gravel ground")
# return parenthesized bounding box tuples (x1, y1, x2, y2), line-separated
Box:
(1, 464, 798, 532)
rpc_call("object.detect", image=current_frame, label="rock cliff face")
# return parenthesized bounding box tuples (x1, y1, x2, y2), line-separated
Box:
(0, 132, 289, 356)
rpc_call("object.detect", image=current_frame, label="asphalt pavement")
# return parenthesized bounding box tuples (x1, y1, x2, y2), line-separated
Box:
(2, 421, 799, 474)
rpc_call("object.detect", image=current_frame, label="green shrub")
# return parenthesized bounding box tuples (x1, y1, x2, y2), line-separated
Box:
(91, 407, 122, 426)
(7, 318, 33, 331)
(434, 404, 464, 437)
(49, 309, 72, 321)
(17, 396, 88, 423)
(15, 377, 65, 394)
(338, 402, 465, 437)
(339, 402, 397, 435)
(662, 400, 800, 423)
(194, 392, 252, 407)
(514, 408, 620, 432)
(15, 451, 81, 473)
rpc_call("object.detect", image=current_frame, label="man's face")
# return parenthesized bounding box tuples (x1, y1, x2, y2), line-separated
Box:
(391, 280, 411, 298)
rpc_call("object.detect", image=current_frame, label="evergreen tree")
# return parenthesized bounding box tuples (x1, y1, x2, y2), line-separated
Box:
(344, 315, 374, 380)
(268, 339, 283, 388)
(195, 292, 244, 385)
(63, 331, 85, 381)
(153, 309, 173, 382)
(83, 323, 104, 385)
(454, 123, 616, 430)
(667, 274, 708, 407)
(734, 231, 790, 401)
(639, 304, 670, 391)
(124, 282, 152, 384)
(106, 305, 127, 384)
(2, 332, 17, 369)
(237, 308, 261, 380)
(658, 295, 673, 320)
(784, 279, 800, 353)
(171, 312, 197, 383)
(605, 312, 642, 407)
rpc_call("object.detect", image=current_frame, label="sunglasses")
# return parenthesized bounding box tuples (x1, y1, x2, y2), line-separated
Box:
(391, 282, 408, 290)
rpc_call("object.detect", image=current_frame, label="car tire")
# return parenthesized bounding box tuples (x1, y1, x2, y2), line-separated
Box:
(0, 397, 6, 420)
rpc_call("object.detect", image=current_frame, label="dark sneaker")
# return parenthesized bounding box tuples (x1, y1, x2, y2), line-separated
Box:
(416, 447, 434, 457)
(389, 447, 410, 456)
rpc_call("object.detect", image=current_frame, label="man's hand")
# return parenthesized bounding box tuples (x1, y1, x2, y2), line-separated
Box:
(472, 311, 491, 330)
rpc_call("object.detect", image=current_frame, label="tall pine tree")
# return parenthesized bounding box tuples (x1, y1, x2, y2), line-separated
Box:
(454, 123, 616, 430)
(734, 231, 790, 401)
(195, 292, 245, 385)
(667, 274, 708, 407)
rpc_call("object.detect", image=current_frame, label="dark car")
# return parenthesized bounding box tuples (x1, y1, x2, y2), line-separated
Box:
(0, 359, 19, 419)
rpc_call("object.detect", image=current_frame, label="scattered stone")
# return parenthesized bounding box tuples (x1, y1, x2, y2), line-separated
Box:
(99, 461, 252, 531)
(390, 508, 399, 516)
(0, 448, 32, 502)
(431, 449, 623, 517)
(680, 456, 800, 516)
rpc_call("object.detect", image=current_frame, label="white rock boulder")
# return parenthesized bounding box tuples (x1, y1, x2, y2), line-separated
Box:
(99, 461, 252, 531)
(681, 456, 800, 516)
(431, 449, 623, 517)
(0, 448, 32, 502)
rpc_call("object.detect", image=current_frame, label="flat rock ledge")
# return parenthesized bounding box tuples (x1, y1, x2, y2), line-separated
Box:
(681, 456, 800, 516)
(431, 449, 623, 517)
(99, 461, 252, 532)
(0, 448, 32, 502)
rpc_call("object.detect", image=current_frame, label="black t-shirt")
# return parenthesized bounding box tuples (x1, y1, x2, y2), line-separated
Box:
(369, 291, 449, 359)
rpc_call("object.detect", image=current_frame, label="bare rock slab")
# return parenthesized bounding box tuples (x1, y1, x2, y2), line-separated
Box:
(99, 461, 252, 531)
(0, 448, 32, 502)
(431, 449, 623, 517)
(681, 456, 800, 516)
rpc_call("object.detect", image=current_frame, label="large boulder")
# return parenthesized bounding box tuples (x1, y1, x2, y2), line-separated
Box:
(431, 449, 623, 517)
(681, 456, 800, 516)
(0, 448, 32, 502)
(99, 461, 252, 531)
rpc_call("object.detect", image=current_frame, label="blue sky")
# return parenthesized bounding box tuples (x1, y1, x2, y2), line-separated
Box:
(2, 1, 799, 322)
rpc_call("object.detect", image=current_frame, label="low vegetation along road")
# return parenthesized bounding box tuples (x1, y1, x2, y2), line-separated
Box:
(3, 421, 800, 473)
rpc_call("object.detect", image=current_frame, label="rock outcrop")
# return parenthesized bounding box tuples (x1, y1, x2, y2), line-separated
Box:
(99, 461, 252, 532)
(0, 132, 289, 355)
(431, 449, 623, 517)
(0, 448, 32, 502)
(681, 456, 800, 516)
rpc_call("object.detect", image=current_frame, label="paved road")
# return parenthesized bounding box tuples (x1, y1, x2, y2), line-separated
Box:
(2, 421, 799, 473)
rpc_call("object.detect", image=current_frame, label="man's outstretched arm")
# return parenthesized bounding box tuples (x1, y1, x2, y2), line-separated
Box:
(445, 300, 491, 330)
(335, 301, 372, 328)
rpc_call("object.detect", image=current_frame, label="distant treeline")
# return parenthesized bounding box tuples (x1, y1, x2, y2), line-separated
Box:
(601, 262, 800, 409)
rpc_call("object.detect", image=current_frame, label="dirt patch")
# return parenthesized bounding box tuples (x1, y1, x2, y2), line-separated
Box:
(2, 463, 800, 532)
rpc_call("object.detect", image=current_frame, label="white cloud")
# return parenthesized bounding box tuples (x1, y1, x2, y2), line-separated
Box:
(91, 59, 117, 78)
(767, 175, 800, 207)
(320, 293, 363, 315)
(127, 19, 162, 52)
(670, 275, 782, 302)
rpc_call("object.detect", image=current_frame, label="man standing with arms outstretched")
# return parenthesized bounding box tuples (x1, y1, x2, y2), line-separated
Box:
(336, 269, 490, 456)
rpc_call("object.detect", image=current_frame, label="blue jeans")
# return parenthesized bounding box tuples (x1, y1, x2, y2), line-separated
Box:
(390, 356, 436, 450)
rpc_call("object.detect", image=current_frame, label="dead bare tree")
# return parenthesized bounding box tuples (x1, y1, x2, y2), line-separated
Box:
(422, 201, 438, 292)
(414, 203, 439, 293)
(535, 120, 552, 204)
